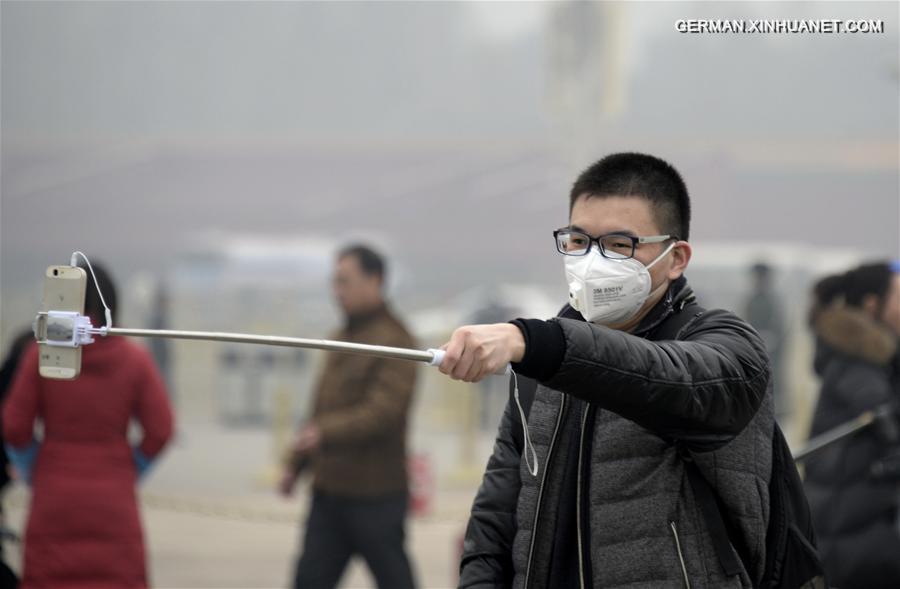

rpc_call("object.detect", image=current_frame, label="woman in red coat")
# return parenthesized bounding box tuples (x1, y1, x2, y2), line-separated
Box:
(3, 263, 174, 588)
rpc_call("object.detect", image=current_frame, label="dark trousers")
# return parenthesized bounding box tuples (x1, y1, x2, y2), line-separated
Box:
(293, 490, 416, 589)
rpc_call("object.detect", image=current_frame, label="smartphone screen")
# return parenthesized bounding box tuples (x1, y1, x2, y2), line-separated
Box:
(39, 266, 87, 379)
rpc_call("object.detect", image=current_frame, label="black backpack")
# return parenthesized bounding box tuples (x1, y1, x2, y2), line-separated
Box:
(509, 302, 827, 589)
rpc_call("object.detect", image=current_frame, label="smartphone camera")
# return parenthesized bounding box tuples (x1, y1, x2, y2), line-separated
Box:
(53, 269, 59, 276)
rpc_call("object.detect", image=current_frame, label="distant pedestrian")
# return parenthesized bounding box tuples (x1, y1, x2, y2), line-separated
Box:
(743, 262, 788, 420)
(280, 244, 418, 589)
(3, 262, 174, 588)
(804, 261, 900, 589)
(0, 329, 33, 588)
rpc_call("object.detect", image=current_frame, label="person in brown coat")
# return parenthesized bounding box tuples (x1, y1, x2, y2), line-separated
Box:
(280, 244, 418, 589)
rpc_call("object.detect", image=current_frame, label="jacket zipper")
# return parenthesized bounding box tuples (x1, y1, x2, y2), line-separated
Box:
(524, 394, 567, 589)
(576, 406, 589, 589)
(669, 521, 692, 589)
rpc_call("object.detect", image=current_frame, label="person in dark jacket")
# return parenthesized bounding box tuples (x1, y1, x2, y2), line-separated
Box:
(280, 244, 418, 589)
(0, 329, 32, 589)
(437, 153, 774, 589)
(743, 263, 788, 421)
(804, 261, 900, 589)
(0, 331, 33, 493)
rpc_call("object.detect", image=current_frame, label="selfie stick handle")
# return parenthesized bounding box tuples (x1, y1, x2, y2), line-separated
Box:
(106, 328, 509, 375)
(426, 348, 511, 376)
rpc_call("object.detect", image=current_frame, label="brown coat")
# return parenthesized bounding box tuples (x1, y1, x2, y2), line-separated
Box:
(309, 304, 417, 497)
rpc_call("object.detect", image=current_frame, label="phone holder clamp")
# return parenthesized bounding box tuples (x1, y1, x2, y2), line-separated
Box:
(33, 311, 106, 348)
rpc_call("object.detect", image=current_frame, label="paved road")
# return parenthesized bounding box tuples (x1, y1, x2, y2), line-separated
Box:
(1, 421, 488, 589)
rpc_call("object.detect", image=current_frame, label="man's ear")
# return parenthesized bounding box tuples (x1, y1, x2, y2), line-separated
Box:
(668, 241, 692, 280)
(372, 274, 387, 296)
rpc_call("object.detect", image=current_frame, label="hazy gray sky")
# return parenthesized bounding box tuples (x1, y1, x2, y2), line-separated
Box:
(2, 1, 548, 142)
(2, 1, 898, 342)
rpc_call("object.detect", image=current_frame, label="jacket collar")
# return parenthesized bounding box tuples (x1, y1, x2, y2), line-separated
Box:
(813, 304, 898, 371)
(344, 302, 390, 332)
(633, 275, 695, 336)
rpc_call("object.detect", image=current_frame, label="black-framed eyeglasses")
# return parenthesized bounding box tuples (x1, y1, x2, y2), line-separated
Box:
(553, 228, 677, 260)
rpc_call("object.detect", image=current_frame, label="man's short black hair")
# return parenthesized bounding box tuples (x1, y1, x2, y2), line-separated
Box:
(338, 244, 386, 282)
(751, 262, 772, 279)
(569, 152, 691, 241)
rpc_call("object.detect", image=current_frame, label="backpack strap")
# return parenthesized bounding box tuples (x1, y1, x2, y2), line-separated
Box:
(683, 454, 746, 577)
(653, 301, 747, 578)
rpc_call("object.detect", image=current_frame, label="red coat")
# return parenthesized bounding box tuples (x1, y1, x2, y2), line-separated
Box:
(3, 337, 174, 589)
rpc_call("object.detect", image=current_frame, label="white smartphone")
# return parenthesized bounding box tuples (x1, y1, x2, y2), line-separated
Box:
(38, 265, 87, 379)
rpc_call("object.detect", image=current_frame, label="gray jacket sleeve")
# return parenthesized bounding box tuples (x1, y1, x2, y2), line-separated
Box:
(458, 399, 522, 589)
(543, 309, 769, 447)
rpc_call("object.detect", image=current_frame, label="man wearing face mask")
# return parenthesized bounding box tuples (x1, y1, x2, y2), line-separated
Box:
(445, 153, 774, 589)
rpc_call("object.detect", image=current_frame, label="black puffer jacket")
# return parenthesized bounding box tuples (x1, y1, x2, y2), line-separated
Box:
(459, 278, 773, 589)
(804, 305, 900, 589)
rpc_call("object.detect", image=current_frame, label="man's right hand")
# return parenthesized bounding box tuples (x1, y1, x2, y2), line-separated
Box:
(278, 423, 319, 498)
(278, 467, 300, 498)
(438, 323, 525, 382)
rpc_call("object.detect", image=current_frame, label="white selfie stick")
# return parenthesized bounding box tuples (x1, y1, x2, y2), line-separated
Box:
(34, 311, 511, 376)
(38, 253, 512, 378)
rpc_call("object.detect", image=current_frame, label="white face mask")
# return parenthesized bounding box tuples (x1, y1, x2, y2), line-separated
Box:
(565, 242, 676, 325)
